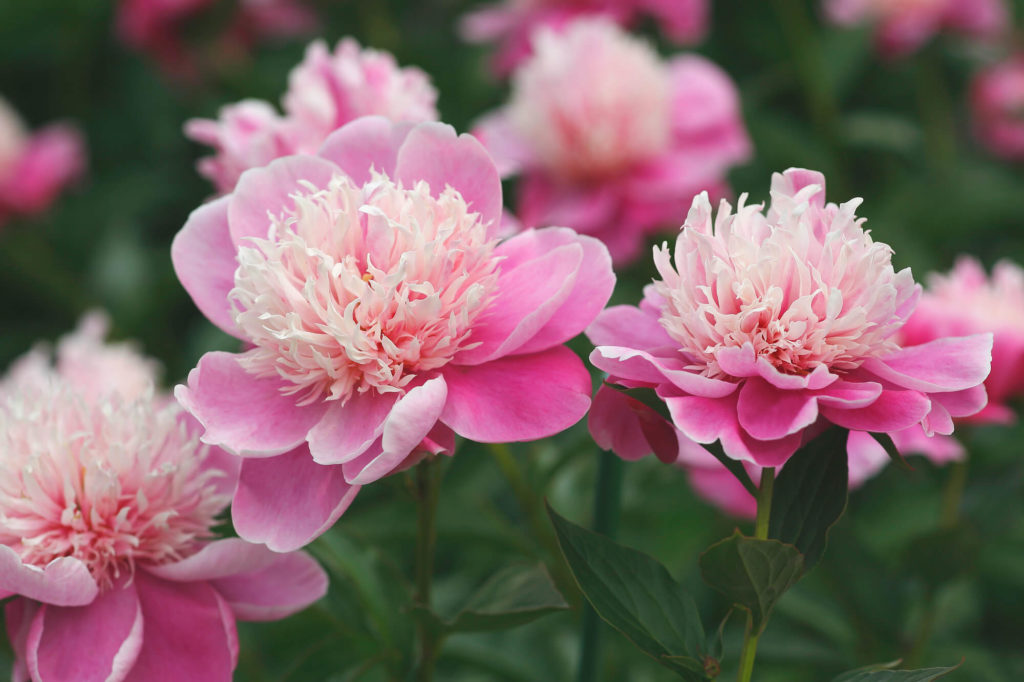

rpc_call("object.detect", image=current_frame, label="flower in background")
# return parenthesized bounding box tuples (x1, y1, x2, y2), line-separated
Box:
(588, 168, 992, 474)
(0, 314, 327, 682)
(971, 55, 1024, 161)
(824, 0, 1008, 58)
(186, 38, 439, 194)
(474, 18, 750, 265)
(0, 97, 84, 229)
(460, 0, 709, 77)
(173, 116, 614, 551)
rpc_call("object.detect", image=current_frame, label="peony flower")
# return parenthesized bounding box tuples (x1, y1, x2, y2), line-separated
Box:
(172, 116, 614, 551)
(460, 0, 709, 77)
(0, 97, 84, 229)
(0, 316, 327, 682)
(971, 55, 1024, 161)
(824, 0, 1008, 57)
(474, 18, 750, 265)
(588, 168, 992, 473)
(186, 38, 439, 194)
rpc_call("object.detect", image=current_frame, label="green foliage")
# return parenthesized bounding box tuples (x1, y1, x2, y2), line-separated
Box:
(831, 661, 960, 681)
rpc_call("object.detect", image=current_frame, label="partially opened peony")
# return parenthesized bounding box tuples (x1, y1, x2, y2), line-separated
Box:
(0, 316, 327, 682)
(588, 168, 992, 473)
(173, 116, 614, 551)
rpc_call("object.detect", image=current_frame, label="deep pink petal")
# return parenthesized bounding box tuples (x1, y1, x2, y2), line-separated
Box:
(586, 305, 674, 349)
(144, 539, 278, 583)
(590, 346, 738, 398)
(232, 447, 360, 552)
(307, 392, 397, 465)
(846, 430, 891, 488)
(176, 352, 327, 457)
(0, 546, 97, 607)
(820, 389, 932, 432)
(890, 425, 965, 465)
(931, 384, 988, 419)
(316, 116, 414, 185)
(589, 384, 679, 463)
(863, 334, 993, 392)
(441, 346, 590, 442)
(211, 550, 327, 621)
(736, 378, 819, 440)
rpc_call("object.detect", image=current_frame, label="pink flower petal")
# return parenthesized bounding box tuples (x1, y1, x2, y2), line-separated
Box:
(176, 352, 328, 457)
(863, 334, 993, 393)
(316, 116, 414, 185)
(0, 546, 97, 607)
(815, 380, 884, 408)
(820, 389, 932, 432)
(736, 378, 820, 440)
(307, 392, 398, 465)
(589, 384, 679, 463)
(232, 447, 360, 552)
(5, 599, 37, 682)
(211, 551, 327, 622)
(144, 539, 279, 583)
(586, 305, 674, 350)
(590, 346, 738, 398)
(441, 346, 591, 442)
(846, 430, 891, 487)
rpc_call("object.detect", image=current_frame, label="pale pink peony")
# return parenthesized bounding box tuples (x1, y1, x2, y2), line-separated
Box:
(172, 116, 614, 551)
(0, 317, 326, 682)
(460, 0, 709, 77)
(824, 0, 1008, 57)
(0, 97, 84, 229)
(187, 38, 439, 194)
(971, 55, 1024, 161)
(475, 18, 750, 264)
(588, 168, 992, 472)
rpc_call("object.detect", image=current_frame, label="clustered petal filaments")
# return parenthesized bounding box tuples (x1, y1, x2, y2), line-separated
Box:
(231, 172, 501, 404)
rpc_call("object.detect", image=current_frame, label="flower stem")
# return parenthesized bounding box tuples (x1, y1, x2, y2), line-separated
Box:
(737, 467, 776, 682)
(940, 459, 969, 528)
(414, 456, 442, 682)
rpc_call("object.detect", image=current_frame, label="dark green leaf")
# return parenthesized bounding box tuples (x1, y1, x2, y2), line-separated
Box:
(547, 504, 712, 680)
(699, 531, 804, 633)
(442, 563, 569, 633)
(831, 661, 960, 681)
(871, 432, 914, 472)
(768, 426, 849, 569)
(703, 440, 759, 498)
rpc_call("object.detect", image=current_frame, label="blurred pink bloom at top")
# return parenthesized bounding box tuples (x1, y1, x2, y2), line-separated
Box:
(824, 0, 1008, 57)
(172, 116, 614, 551)
(475, 17, 750, 264)
(588, 168, 992, 474)
(461, 0, 709, 77)
(0, 315, 326, 682)
(186, 38, 439, 194)
(971, 55, 1024, 160)
(0, 97, 84, 229)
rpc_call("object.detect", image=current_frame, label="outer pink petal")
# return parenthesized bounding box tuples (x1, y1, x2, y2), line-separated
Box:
(589, 384, 679, 463)
(1, 124, 85, 214)
(736, 378, 819, 440)
(316, 116, 413, 185)
(815, 380, 883, 408)
(176, 352, 328, 457)
(846, 430, 891, 488)
(586, 305, 674, 350)
(685, 465, 757, 519)
(471, 110, 534, 178)
(211, 550, 327, 621)
(171, 195, 242, 339)
(590, 346, 738, 398)
(27, 580, 143, 682)
(144, 539, 278, 583)
(820, 389, 932, 432)
(890, 425, 965, 465)
(863, 334, 993, 392)
(124, 573, 237, 682)
(227, 155, 338, 246)
(0, 546, 97, 607)
(5, 599, 37, 682)
(307, 392, 397, 465)
(441, 346, 591, 442)
(232, 447, 360, 552)
(394, 122, 503, 234)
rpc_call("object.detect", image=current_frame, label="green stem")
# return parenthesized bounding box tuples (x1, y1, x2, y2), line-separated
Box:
(916, 50, 957, 175)
(576, 451, 624, 682)
(414, 457, 442, 682)
(940, 459, 969, 528)
(737, 467, 776, 682)
(906, 592, 937, 668)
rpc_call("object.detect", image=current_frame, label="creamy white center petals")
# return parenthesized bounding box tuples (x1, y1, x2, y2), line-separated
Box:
(231, 173, 501, 404)
(508, 18, 671, 180)
(0, 386, 228, 588)
(654, 183, 918, 379)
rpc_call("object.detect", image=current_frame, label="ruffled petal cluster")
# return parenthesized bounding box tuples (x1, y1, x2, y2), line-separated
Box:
(173, 116, 614, 551)
(186, 38, 439, 193)
(588, 168, 992, 469)
(971, 55, 1024, 161)
(0, 317, 326, 682)
(475, 18, 750, 264)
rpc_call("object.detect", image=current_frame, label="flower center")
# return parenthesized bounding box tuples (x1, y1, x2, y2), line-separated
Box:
(231, 173, 501, 405)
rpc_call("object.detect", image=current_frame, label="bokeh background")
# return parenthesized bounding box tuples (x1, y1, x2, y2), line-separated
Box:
(2, 0, 1024, 680)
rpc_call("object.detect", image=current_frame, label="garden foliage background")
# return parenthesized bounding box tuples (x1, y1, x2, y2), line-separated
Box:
(2, 0, 1024, 680)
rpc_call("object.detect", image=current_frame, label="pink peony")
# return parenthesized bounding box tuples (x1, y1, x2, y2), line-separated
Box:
(587, 168, 992, 472)
(475, 18, 750, 265)
(186, 38, 439, 194)
(824, 0, 1008, 57)
(971, 55, 1024, 161)
(172, 116, 614, 551)
(460, 0, 709, 77)
(0, 97, 84, 228)
(0, 316, 326, 682)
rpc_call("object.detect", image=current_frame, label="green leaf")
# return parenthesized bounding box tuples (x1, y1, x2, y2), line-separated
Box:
(768, 426, 849, 569)
(904, 525, 981, 589)
(547, 504, 712, 680)
(699, 531, 804, 633)
(871, 432, 914, 472)
(703, 440, 759, 498)
(443, 563, 569, 633)
(831, 660, 960, 681)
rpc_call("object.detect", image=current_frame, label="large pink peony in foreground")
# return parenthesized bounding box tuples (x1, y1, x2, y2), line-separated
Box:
(173, 116, 614, 551)
(0, 316, 326, 682)
(588, 168, 992, 472)
(475, 18, 750, 265)
(971, 55, 1024, 161)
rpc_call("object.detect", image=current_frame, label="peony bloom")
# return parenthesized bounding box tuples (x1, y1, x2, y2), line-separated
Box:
(474, 18, 750, 265)
(173, 116, 614, 551)
(588, 168, 992, 473)
(0, 316, 327, 682)
(186, 38, 439, 194)
(971, 55, 1024, 161)
(460, 0, 709, 77)
(824, 0, 1008, 57)
(0, 97, 84, 229)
